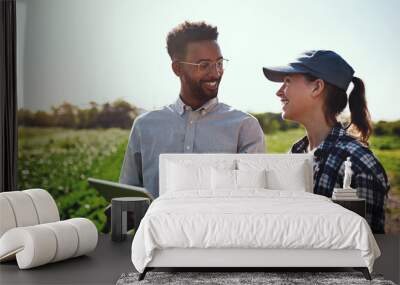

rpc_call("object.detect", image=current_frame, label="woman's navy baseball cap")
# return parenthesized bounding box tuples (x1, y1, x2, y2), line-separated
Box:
(262, 50, 354, 91)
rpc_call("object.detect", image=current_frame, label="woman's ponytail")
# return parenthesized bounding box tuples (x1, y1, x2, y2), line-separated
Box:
(348, 77, 372, 144)
(305, 74, 373, 145)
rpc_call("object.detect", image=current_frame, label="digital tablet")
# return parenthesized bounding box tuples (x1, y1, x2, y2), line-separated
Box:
(88, 177, 154, 202)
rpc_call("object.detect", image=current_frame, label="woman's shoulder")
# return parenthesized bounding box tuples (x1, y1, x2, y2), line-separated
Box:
(335, 134, 372, 158)
(334, 134, 377, 167)
(334, 134, 389, 188)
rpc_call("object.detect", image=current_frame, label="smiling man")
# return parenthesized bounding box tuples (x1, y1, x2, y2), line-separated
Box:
(119, 21, 265, 198)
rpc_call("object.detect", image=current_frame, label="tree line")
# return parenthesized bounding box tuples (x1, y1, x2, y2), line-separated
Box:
(18, 100, 400, 136)
(252, 113, 400, 136)
(18, 100, 140, 129)
(374, 121, 400, 136)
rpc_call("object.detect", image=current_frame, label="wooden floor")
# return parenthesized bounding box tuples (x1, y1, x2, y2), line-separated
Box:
(0, 234, 398, 284)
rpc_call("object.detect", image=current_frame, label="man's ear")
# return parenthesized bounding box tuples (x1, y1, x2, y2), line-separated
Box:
(311, 79, 325, 98)
(172, 61, 181, 77)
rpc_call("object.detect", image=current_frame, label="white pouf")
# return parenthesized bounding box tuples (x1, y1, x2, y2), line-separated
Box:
(0, 218, 98, 269)
(0, 189, 98, 269)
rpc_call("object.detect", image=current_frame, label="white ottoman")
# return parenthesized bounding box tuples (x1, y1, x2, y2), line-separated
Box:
(0, 189, 98, 269)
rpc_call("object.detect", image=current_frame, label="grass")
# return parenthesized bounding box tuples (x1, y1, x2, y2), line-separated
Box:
(90, 139, 128, 181)
(18, 127, 130, 230)
(266, 128, 305, 153)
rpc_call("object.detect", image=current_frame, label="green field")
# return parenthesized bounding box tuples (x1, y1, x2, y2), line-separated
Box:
(18, 127, 400, 233)
(18, 127, 129, 230)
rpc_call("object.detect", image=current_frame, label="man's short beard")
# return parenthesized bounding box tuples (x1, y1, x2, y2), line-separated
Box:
(185, 75, 219, 102)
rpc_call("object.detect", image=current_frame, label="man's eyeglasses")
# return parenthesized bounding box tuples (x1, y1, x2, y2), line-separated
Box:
(178, 58, 229, 73)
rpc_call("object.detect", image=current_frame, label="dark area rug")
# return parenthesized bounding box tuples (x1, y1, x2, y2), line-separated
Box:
(116, 271, 396, 285)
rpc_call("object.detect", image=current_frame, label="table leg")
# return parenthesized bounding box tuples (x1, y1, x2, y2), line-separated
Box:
(132, 201, 149, 233)
(111, 202, 124, 241)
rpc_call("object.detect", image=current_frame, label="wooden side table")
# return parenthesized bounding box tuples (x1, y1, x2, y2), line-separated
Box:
(111, 197, 150, 242)
(332, 198, 366, 218)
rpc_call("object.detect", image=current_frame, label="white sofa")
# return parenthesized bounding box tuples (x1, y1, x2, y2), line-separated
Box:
(0, 189, 98, 269)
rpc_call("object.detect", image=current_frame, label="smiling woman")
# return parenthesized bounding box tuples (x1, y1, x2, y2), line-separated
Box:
(262, 50, 390, 233)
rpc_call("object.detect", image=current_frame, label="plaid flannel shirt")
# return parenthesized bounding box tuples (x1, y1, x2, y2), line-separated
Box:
(290, 123, 390, 233)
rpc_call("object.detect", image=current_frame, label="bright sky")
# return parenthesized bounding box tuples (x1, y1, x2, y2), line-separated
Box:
(17, 0, 400, 121)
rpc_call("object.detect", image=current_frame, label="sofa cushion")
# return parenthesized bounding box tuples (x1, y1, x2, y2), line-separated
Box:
(0, 191, 39, 228)
(24, 189, 60, 224)
(0, 196, 17, 237)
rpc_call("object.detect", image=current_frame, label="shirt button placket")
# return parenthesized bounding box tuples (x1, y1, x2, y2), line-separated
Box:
(184, 112, 196, 153)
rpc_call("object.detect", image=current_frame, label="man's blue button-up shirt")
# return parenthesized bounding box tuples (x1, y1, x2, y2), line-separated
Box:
(119, 97, 265, 198)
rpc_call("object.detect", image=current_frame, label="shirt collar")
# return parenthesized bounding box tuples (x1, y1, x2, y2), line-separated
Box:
(291, 123, 346, 157)
(173, 96, 219, 116)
